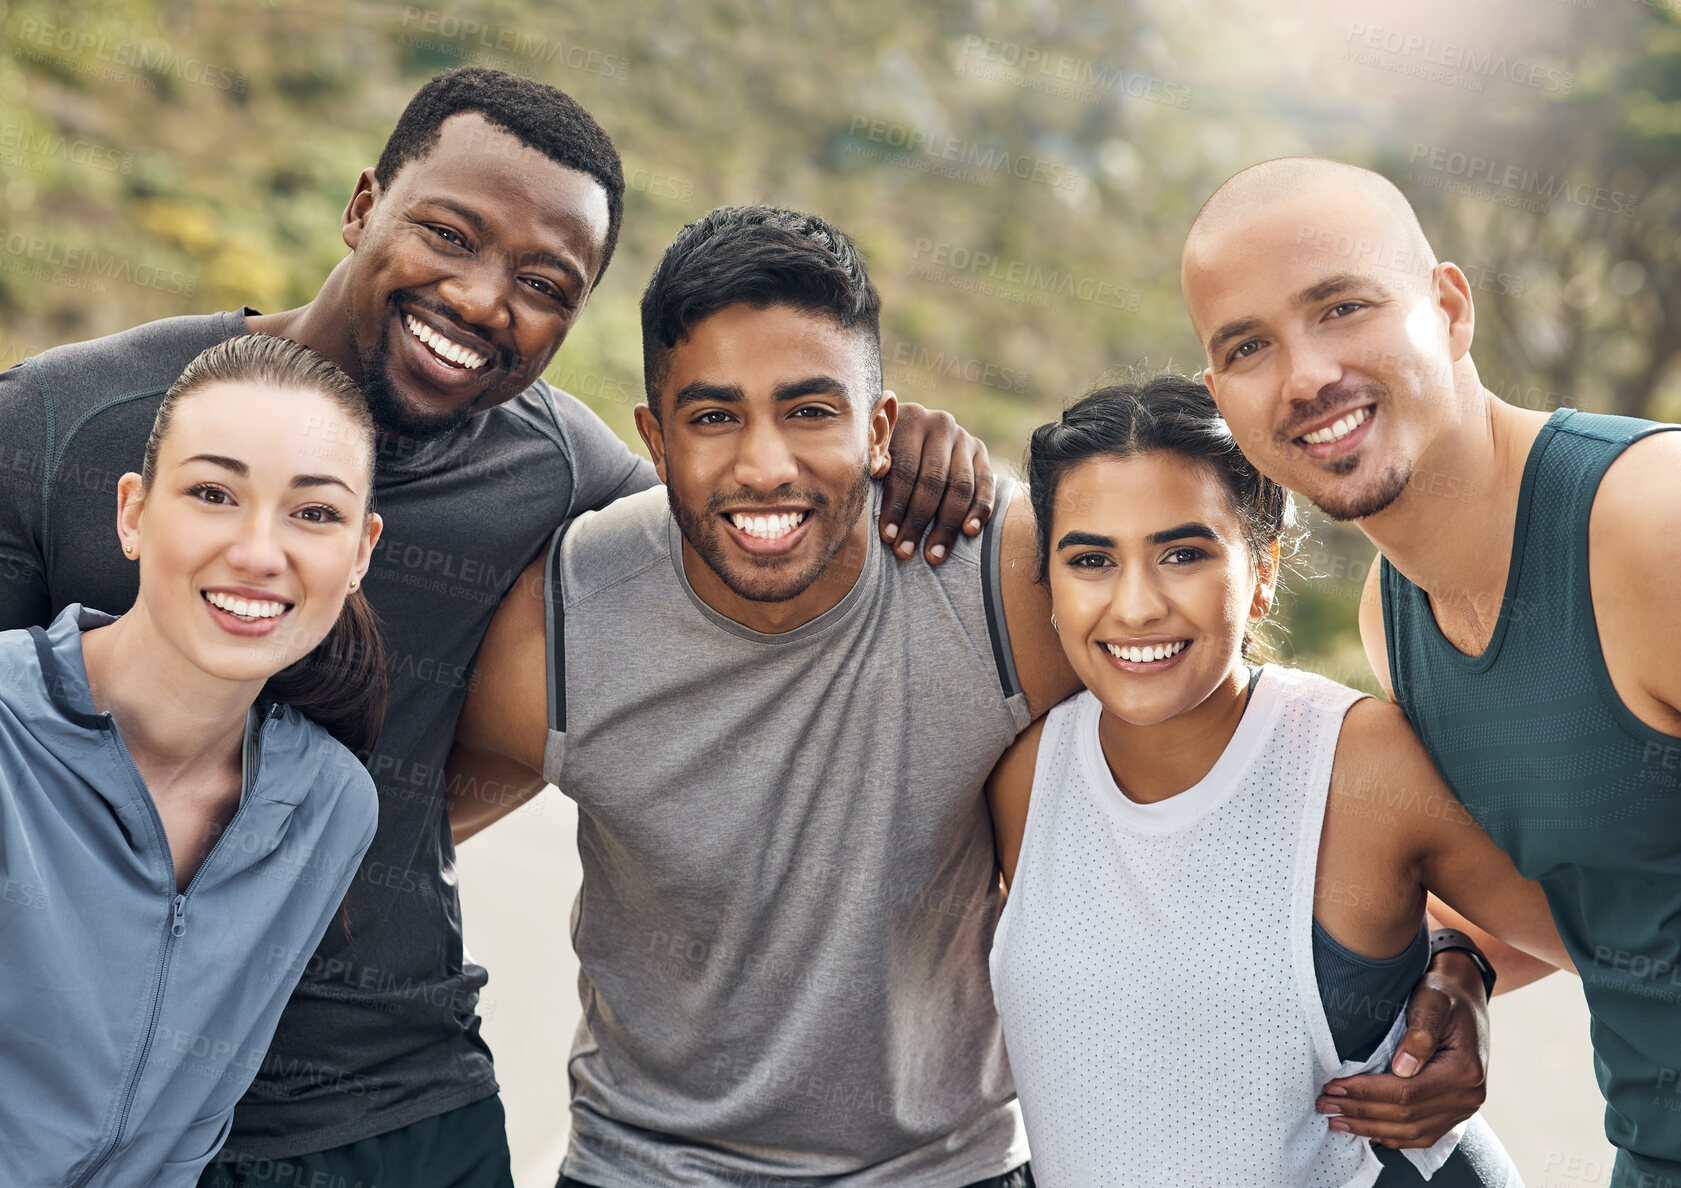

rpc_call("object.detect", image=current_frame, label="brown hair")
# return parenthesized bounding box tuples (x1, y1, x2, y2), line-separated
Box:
(147, 335, 388, 752)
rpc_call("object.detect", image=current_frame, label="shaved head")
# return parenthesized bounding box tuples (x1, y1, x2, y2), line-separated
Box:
(1186, 157, 1436, 284)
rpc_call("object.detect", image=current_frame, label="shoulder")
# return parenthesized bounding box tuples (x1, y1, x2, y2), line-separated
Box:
(557, 485, 673, 607)
(0, 626, 46, 711)
(1592, 426, 1681, 554)
(7, 313, 246, 414)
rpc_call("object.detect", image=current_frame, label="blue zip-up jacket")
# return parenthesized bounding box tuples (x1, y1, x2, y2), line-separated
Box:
(0, 605, 378, 1186)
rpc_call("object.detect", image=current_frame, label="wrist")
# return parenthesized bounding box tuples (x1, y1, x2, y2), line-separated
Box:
(1429, 929, 1496, 999)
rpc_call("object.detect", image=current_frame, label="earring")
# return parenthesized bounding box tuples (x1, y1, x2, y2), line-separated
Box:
(348, 578, 359, 592)
(1050, 612, 1059, 631)
(123, 543, 135, 557)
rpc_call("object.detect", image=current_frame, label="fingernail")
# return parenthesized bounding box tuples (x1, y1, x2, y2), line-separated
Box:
(899, 541, 914, 556)
(1317, 1102, 1341, 1115)
(1393, 1053, 1420, 1077)
(1324, 1084, 1348, 1097)
(1328, 1120, 1351, 1132)
(930, 544, 946, 560)
(883, 523, 899, 540)
(967, 518, 982, 532)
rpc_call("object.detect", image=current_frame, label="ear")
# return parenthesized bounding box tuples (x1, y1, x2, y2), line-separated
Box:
(116, 473, 145, 558)
(1251, 537, 1281, 619)
(633, 404, 669, 485)
(1434, 262, 1475, 362)
(353, 511, 383, 587)
(868, 389, 899, 478)
(342, 167, 379, 251)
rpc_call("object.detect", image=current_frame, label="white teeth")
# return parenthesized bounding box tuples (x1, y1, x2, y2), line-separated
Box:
(404, 315, 488, 370)
(730, 511, 806, 540)
(1301, 405, 1370, 445)
(1105, 640, 1187, 664)
(205, 591, 288, 620)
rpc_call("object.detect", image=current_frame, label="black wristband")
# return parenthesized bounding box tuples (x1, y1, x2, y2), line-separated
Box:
(1429, 928, 1497, 999)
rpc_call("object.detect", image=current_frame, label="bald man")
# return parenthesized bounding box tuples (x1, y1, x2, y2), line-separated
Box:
(1183, 157, 1681, 1186)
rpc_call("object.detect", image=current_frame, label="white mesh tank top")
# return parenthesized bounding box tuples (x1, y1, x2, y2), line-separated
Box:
(989, 665, 1463, 1186)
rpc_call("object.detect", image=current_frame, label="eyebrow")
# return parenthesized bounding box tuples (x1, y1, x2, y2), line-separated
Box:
(183, 454, 357, 497)
(670, 375, 850, 414)
(1205, 272, 1393, 359)
(1147, 522, 1219, 545)
(1056, 530, 1114, 550)
(430, 199, 587, 288)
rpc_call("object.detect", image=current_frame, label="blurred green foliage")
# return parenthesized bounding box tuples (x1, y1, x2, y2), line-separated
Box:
(3, 0, 1678, 682)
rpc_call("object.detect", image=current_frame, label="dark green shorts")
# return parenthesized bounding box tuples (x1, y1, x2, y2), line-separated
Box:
(199, 1095, 514, 1188)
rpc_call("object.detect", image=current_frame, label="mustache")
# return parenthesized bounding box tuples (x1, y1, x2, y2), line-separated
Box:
(702, 488, 832, 515)
(1276, 380, 1388, 444)
(390, 291, 520, 373)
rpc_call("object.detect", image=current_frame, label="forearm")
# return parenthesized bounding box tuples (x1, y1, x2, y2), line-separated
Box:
(446, 739, 549, 844)
(1428, 895, 1571, 991)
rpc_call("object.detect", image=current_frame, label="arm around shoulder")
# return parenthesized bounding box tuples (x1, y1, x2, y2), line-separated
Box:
(0, 362, 53, 631)
(996, 488, 1081, 719)
(987, 715, 1046, 888)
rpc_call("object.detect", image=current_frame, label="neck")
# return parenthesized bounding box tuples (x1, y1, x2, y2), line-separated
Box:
(80, 607, 260, 786)
(682, 504, 872, 635)
(1097, 664, 1252, 804)
(1356, 389, 1550, 611)
(246, 258, 360, 382)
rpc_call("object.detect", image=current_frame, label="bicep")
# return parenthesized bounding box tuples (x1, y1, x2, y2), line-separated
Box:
(457, 554, 550, 775)
(998, 488, 1081, 718)
(987, 717, 1045, 888)
(0, 367, 51, 631)
(1358, 555, 1393, 700)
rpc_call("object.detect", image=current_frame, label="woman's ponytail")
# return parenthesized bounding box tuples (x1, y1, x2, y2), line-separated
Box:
(261, 588, 388, 754)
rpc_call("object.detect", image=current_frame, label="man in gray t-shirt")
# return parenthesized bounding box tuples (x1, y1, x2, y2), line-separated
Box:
(452, 206, 1076, 1186)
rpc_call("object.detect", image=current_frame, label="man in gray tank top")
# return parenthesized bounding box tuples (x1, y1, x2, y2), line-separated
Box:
(452, 205, 1075, 1186)
(452, 204, 1498, 1186)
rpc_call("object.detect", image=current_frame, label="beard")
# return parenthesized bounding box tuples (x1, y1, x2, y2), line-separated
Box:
(1277, 378, 1409, 521)
(670, 468, 873, 604)
(352, 293, 493, 442)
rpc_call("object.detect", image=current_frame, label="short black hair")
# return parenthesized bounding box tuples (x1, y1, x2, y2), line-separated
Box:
(1027, 373, 1294, 657)
(639, 205, 882, 416)
(374, 67, 625, 285)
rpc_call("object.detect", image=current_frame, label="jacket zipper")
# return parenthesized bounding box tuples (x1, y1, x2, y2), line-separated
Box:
(70, 707, 277, 1187)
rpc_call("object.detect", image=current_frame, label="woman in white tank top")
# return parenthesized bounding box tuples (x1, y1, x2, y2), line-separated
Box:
(986, 375, 1572, 1187)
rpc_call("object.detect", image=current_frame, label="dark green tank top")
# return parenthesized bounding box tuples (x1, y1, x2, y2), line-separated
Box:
(1380, 407, 1681, 1178)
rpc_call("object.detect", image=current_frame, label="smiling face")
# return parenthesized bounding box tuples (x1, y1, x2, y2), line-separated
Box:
(342, 112, 611, 439)
(119, 381, 380, 685)
(1048, 451, 1273, 727)
(1184, 190, 1470, 522)
(634, 302, 893, 619)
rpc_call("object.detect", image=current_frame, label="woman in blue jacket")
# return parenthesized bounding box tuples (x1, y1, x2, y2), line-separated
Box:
(0, 334, 384, 1186)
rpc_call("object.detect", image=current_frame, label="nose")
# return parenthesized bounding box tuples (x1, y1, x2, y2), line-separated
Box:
(1109, 559, 1169, 630)
(732, 418, 800, 493)
(1280, 332, 1347, 410)
(225, 510, 287, 579)
(436, 256, 512, 335)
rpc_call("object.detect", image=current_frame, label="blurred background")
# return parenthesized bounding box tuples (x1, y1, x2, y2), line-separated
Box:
(5, 0, 1674, 1182)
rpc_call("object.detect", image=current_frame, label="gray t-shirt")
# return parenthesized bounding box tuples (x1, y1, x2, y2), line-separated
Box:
(0, 311, 658, 1156)
(544, 483, 1032, 1187)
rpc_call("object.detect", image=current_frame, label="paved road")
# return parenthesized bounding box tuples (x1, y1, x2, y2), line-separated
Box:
(458, 792, 1615, 1188)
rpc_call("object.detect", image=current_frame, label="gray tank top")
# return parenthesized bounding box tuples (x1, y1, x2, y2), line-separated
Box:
(541, 482, 1031, 1187)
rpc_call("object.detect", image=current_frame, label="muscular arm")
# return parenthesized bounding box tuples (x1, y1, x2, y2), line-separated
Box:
(448, 554, 552, 843)
(995, 486, 1081, 718)
(0, 363, 52, 631)
(1589, 430, 1681, 732)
